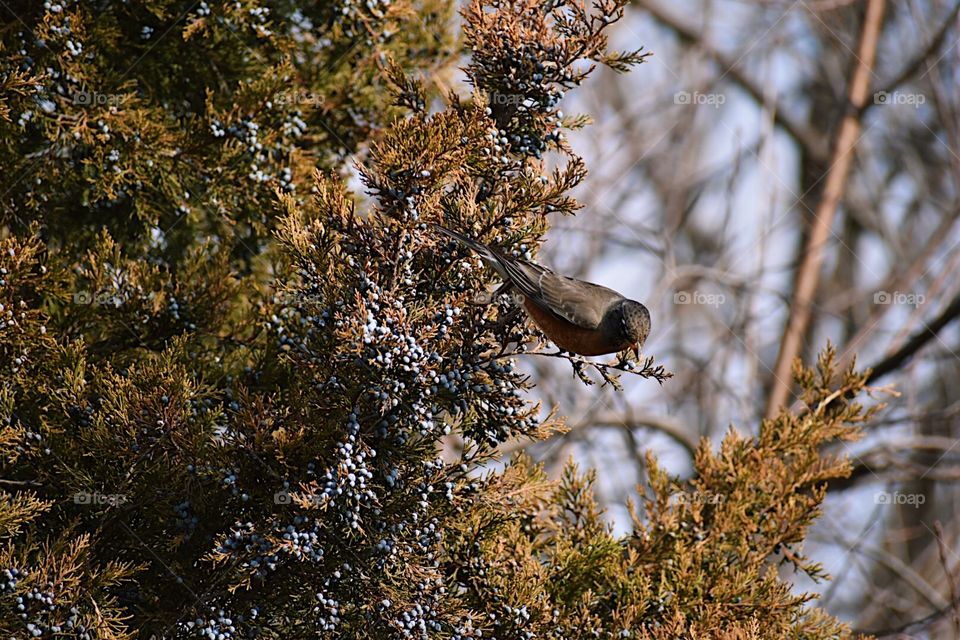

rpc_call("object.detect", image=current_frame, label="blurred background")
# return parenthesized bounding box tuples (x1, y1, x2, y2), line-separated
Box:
(485, 0, 960, 636)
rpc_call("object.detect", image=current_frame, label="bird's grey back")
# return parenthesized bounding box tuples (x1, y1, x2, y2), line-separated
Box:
(505, 260, 625, 329)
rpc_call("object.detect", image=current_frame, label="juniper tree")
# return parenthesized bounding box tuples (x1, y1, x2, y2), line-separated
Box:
(2, 0, 876, 638)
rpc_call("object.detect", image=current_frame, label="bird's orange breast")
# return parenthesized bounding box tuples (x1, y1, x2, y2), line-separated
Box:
(522, 297, 627, 356)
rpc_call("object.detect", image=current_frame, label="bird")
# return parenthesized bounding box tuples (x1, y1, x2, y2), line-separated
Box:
(433, 224, 650, 358)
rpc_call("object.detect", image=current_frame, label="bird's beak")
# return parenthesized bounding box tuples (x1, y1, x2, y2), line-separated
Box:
(632, 343, 641, 360)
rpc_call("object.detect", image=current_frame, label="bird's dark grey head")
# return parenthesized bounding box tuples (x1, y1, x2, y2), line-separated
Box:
(618, 299, 650, 348)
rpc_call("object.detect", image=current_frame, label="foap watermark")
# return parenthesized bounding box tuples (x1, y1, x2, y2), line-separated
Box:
(673, 492, 724, 506)
(73, 91, 126, 107)
(274, 491, 327, 507)
(73, 291, 124, 307)
(489, 92, 539, 109)
(272, 90, 324, 107)
(874, 491, 925, 507)
(674, 91, 725, 108)
(468, 290, 527, 306)
(674, 290, 726, 308)
(74, 491, 127, 506)
(276, 291, 325, 306)
(873, 91, 926, 108)
(873, 290, 924, 308)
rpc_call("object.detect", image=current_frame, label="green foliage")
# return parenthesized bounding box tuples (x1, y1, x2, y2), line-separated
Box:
(442, 348, 873, 640)
(1, 0, 872, 637)
(0, 0, 454, 259)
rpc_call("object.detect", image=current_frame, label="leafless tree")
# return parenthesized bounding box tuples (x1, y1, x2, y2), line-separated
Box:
(497, 0, 960, 635)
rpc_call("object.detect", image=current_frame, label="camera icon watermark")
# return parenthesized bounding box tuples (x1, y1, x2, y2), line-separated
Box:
(873, 91, 926, 108)
(273, 491, 292, 505)
(74, 491, 127, 506)
(674, 290, 726, 308)
(674, 91, 726, 108)
(873, 291, 924, 308)
(874, 491, 925, 507)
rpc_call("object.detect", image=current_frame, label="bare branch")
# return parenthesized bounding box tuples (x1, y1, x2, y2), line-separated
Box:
(765, 0, 887, 418)
(866, 292, 960, 383)
(636, 0, 829, 162)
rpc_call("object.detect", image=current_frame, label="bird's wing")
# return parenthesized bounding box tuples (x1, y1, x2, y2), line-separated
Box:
(432, 224, 623, 329)
(500, 259, 623, 329)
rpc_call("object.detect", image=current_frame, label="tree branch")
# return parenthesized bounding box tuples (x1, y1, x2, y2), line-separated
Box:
(636, 0, 829, 162)
(765, 0, 887, 418)
(866, 292, 960, 383)
(871, 0, 960, 109)
(590, 409, 698, 459)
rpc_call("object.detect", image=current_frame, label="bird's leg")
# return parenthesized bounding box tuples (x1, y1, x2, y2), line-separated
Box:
(490, 303, 525, 354)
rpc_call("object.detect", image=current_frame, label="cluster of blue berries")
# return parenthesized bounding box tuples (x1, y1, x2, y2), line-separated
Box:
(6, 576, 89, 639)
(217, 522, 279, 578)
(174, 500, 199, 538)
(387, 576, 447, 638)
(489, 602, 534, 638)
(312, 427, 377, 530)
(314, 589, 341, 632)
(217, 512, 328, 579)
(207, 115, 301, 191)
(333, 0, 395, 44)
(1, 567, 22, 593)
(183, 607, 237, 639)
(279, 516, 325, 562)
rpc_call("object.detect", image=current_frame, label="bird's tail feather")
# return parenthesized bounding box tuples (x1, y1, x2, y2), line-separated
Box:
(431, 224, 509, 279)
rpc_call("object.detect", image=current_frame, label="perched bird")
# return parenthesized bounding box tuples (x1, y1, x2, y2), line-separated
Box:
(434, 224, 650, 358)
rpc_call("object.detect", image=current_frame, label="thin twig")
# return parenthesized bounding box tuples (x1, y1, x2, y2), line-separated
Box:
(871, 0, 960, 108)
(935, 521, 960, 637)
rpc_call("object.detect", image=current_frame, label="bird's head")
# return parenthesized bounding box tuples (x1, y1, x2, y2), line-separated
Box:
(618, 299, 651, 358)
